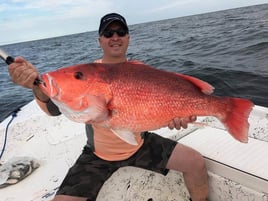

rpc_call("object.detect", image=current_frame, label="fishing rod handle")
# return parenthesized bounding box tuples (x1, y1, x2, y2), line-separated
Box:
(6, 56, 15, 65)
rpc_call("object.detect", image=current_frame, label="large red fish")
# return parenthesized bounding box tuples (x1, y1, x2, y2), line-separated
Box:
(39, 62, 254, 145)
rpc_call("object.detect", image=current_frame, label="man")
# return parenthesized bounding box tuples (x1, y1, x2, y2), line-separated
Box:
(8, 13, 208, 201)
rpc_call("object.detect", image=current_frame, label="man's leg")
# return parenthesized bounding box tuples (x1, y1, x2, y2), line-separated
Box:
(51, 146, 119, 201)
(166, 143, 208, 201)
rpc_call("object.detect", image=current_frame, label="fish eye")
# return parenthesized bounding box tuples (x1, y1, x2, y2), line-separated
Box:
(74, 71, 84, 80)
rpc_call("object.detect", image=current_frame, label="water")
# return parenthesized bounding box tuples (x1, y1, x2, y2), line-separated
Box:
(1, 4, 268, 122)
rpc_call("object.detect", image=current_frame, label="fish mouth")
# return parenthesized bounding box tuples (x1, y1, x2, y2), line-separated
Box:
(39, 74, 60, 98)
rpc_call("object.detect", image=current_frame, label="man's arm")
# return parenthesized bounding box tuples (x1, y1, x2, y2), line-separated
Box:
(8, 56, 61, 116)
(32, 85, 61, 116)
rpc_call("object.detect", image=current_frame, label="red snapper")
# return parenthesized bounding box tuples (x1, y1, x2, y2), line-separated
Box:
(39, 62, 254, 145)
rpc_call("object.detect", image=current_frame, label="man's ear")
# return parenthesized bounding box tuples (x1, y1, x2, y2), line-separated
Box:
(98, 37, 102, 47)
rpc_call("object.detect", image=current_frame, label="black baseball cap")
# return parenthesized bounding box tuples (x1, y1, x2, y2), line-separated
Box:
(98, 13, 129, 35)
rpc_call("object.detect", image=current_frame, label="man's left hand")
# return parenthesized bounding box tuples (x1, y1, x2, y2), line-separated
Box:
(168, 116, 197, 130)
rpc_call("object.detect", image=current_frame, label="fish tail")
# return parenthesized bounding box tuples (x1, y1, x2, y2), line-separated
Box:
(220, 98, 254, 143)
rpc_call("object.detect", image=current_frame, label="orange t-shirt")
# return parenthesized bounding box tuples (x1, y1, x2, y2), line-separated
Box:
(92, 125, 144, 161)
(91, 59, 145, 161)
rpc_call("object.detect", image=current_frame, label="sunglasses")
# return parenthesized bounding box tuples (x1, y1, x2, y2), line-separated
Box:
(102, 29, 128, 38)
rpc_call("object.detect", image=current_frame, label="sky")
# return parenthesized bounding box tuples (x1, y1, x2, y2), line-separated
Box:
(1, 0, 267, 45)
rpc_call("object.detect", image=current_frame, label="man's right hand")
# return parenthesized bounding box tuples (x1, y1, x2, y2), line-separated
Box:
(8, 56, 39, 89)
(8, 56, 50, 103)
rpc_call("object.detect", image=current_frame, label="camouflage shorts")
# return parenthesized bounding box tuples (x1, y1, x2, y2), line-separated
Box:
(56, 132, 177, 200)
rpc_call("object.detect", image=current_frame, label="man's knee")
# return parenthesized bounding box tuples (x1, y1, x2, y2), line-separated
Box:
(166, 143, 206, 173)
(190, 150, 206, 172)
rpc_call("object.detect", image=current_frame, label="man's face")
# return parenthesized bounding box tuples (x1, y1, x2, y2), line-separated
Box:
(98, 21, 130, 59)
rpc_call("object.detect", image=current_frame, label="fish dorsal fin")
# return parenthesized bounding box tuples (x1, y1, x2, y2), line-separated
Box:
(111, 129, 138, 145)
(175, 73, 215, 94)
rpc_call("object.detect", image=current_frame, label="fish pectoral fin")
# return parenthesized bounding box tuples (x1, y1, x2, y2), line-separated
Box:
(84, 94, 110, 122)
(111, 129, 138, 145)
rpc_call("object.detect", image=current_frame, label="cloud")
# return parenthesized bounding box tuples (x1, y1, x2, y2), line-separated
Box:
(0, 0, 114, 40)
(4, 0, 95, 10)
(1, 0, 267, 45)
(1, 0, 113, 19)
(148, 0, 199, 13)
